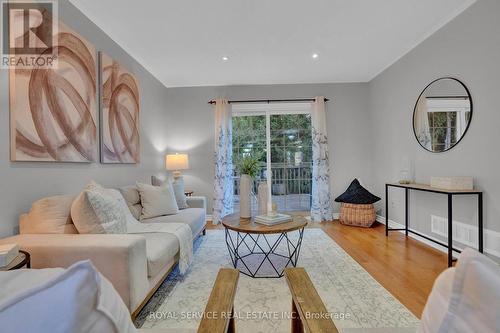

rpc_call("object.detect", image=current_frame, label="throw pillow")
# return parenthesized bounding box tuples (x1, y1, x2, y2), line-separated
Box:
(0, 260, 136, 333)
(418, 248, 500, 332)
(71, 181, 127, 234)
(20, 194, 78, 234)
(335, 179, 381, 204)
(137, 182, 179, 220)
(151, 175, 188, 209)
(118, 185, 142, 220)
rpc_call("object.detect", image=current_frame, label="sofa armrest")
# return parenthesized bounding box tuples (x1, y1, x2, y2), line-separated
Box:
(0, 234, 149, 312)
(187, 196, 206, 210)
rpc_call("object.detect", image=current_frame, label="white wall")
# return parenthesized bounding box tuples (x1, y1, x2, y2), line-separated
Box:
(0, 1, 171, 237)
(159, 83, 373, 214)
(368, 0, 500, 253)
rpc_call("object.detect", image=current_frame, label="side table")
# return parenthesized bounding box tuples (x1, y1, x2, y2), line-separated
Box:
(0, 250, 31, 271)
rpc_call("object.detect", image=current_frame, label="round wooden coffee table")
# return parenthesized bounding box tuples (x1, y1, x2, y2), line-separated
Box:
(222, 213, 307, 278)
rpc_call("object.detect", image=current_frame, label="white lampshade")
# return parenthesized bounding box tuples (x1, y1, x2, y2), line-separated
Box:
(165, 153, 189, 171)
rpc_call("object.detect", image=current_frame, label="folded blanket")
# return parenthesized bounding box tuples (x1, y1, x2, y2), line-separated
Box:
(127, 222, 193, 275)
(110, 189, 194, 275)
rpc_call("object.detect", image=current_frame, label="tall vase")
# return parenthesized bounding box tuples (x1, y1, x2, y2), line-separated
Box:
(257, 181, 268, 215)
(240, 174, 252, 218)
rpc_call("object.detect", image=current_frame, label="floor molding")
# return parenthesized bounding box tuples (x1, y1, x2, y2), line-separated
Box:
(375, 215, 499, 259)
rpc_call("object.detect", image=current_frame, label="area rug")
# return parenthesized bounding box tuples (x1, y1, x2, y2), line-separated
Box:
(135, 229, 420, 332)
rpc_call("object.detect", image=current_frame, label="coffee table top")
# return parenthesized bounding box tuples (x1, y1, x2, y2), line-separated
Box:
(222, 213, 307, 234)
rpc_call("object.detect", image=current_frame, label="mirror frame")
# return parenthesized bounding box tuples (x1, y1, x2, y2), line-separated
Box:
(412, 77, 473, 153)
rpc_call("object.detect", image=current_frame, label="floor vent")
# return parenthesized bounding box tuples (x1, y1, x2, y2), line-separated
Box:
(431, 215, 478, 248)
(431, 215, 500, 258)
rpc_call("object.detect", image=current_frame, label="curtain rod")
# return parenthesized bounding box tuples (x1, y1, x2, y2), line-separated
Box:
(207, 98, 329, 105)
(426, 96, 469, 99)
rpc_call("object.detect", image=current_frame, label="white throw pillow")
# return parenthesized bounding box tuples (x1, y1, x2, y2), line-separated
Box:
(118, 186, 143, 220)
(151, 175, 188, 209)
(107, 187, 142, 229)
(71, 181, 127, 234)
(418, 248, 500, 333)
(20, 195, 78, 234)
(137, 182, 179, 220)
(0, 260, 137, 333)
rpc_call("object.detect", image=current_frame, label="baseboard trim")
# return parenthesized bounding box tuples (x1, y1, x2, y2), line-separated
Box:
(376, 215, 461, 255)
(375, 215, 499, 259)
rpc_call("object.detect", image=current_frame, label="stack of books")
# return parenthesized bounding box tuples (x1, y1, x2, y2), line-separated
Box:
(255, 213, 292, 226)
(0, 243, 19, 268)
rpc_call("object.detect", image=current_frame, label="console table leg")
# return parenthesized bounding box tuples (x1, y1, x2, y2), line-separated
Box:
(385, 184, 389, 236)
(447, 194, 453, 267)
(405, 188, 409, 236)
(478, 193, 483, 253)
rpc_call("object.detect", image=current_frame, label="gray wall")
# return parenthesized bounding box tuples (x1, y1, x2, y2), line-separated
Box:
(368, 0, 500, 252)
(161, 83, 373, 215)
(0, 1, 170, 237)
(3, 0, 496, 256)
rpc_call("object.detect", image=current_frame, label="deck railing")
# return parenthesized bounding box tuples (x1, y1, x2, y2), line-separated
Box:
(233, 162, 312, 212)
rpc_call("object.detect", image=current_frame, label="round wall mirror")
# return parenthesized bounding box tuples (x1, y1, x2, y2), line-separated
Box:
(413, 77, 472, 153)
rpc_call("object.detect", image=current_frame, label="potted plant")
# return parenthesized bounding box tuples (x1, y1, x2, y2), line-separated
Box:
(236, 154, 260, 218)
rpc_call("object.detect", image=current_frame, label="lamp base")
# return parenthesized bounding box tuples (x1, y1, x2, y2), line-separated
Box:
(172, 170, 182, 179)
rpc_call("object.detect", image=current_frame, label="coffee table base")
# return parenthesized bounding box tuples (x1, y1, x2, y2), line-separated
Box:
(224, 228, 305, 278)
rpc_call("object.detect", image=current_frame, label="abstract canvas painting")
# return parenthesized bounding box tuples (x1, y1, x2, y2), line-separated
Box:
(9, 18, 97, 162)
(99, 52, 140, 163)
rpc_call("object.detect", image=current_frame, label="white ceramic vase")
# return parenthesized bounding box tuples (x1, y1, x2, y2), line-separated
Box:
(239, 174, 252, 218)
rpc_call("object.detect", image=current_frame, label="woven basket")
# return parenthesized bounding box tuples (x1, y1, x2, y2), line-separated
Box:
(339, 203, 376, 227)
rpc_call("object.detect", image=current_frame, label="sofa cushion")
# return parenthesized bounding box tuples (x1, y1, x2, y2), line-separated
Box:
(71, 182, 127, 234)
(118, 186, 142, 220)
(128, 204, 142, 221)
(140, 232, 179, 277)
(152, 175, 188, 209)
(20, 195, 78, 234)
(119, 186, 141, 206)
(137, 182, 179, 220)
(143, 208, 205, 237)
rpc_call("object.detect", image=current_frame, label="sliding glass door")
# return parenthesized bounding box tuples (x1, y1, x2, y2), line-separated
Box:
(232, 103, 312, 213)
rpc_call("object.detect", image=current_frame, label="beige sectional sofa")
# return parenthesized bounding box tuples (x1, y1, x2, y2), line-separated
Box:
(0, 185, 207, 318)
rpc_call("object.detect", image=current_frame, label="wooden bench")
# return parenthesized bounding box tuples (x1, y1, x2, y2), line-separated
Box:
(198, 268, 239, 333)
(284, 267, 339, 333)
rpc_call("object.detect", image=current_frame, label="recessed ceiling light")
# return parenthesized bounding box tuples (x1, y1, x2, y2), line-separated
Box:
(222, 56, 229, 61)
(312, 53, 319, 59)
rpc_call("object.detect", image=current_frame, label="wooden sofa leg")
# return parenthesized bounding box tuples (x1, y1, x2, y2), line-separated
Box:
(202, 228, 206, 236)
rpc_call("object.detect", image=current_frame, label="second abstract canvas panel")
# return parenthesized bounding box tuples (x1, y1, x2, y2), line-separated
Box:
(99, 52, 140, 164)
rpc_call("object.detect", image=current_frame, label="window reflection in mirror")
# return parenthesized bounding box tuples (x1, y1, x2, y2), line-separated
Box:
(413, 78, 472, 152)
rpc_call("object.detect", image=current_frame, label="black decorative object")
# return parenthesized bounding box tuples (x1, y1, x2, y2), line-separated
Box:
(335, 179, 381, 204)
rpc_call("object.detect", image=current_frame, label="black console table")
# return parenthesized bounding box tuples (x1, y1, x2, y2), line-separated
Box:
(385, 183, 483, 267)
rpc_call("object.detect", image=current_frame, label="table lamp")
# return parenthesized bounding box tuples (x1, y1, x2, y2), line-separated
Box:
(165, 153, 189, 179)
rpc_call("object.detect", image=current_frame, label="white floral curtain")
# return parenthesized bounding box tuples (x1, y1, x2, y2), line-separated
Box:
(310, 96, 333, 222)
(212, 99, 234, 224)
(415, 97, 432, 150)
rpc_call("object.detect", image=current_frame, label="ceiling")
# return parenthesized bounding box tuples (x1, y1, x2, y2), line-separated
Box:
(70, 0, 475, 88)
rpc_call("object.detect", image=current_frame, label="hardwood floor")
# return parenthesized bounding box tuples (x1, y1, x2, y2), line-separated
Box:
(207, 219, 448, 318)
